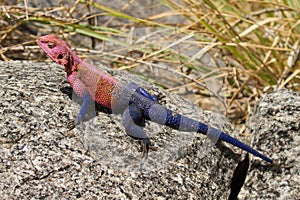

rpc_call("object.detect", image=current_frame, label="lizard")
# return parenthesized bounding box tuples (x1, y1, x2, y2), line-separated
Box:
(37, 34, 274, 164)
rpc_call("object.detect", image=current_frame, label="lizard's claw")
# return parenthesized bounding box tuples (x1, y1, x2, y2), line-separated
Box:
(67, 120, 76, 130)
(141, 139, 150, 159)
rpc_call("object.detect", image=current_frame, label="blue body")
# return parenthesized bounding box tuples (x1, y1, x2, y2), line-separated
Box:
(73, 83, 273, 163)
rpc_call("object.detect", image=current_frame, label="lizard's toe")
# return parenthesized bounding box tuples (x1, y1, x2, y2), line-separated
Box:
(141, 138, 150, 159)
(67, 120, 76, 130)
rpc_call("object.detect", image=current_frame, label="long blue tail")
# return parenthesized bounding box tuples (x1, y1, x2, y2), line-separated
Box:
(200, 125, 273, 164)
(132, 92, 274, 164)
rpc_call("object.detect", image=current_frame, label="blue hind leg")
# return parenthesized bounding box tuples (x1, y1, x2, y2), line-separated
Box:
(135, 87, 158, 102)
(122, 104, 150, 158)
(128, 81, 158, 102)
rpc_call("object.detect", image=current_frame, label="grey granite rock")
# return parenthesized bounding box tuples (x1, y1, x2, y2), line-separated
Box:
(0, 61, 287, 199)
(241, 89, 300, 199)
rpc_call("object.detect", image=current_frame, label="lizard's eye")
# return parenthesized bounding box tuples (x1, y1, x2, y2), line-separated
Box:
(47, 42, 55, 49)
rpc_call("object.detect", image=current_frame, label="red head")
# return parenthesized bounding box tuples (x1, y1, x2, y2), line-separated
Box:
(37, 34, 81, 72)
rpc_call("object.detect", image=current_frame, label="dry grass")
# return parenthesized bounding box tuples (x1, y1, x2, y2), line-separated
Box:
(1, 0, 299, 128)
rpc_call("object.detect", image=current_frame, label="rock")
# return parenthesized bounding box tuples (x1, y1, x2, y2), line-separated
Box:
(240, 89, 300, 199)
(0, 61, 279, 199)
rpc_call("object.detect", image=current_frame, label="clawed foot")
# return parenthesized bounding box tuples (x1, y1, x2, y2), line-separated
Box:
(141, 139, 150, 159)
(67, 120, 76, 130)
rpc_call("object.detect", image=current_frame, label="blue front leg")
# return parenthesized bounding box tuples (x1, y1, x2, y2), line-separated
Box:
(67, 94, 92, 130)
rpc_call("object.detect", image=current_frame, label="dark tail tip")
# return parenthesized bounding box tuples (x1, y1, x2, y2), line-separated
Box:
(209, 128, 274, 164)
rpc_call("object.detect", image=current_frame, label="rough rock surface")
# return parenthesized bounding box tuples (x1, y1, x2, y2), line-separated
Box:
(0, 61, 294, 199)
(241, 89, 300, 199)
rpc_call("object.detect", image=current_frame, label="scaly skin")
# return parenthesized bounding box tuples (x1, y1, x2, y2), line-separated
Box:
(37, 34, 274, 164)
